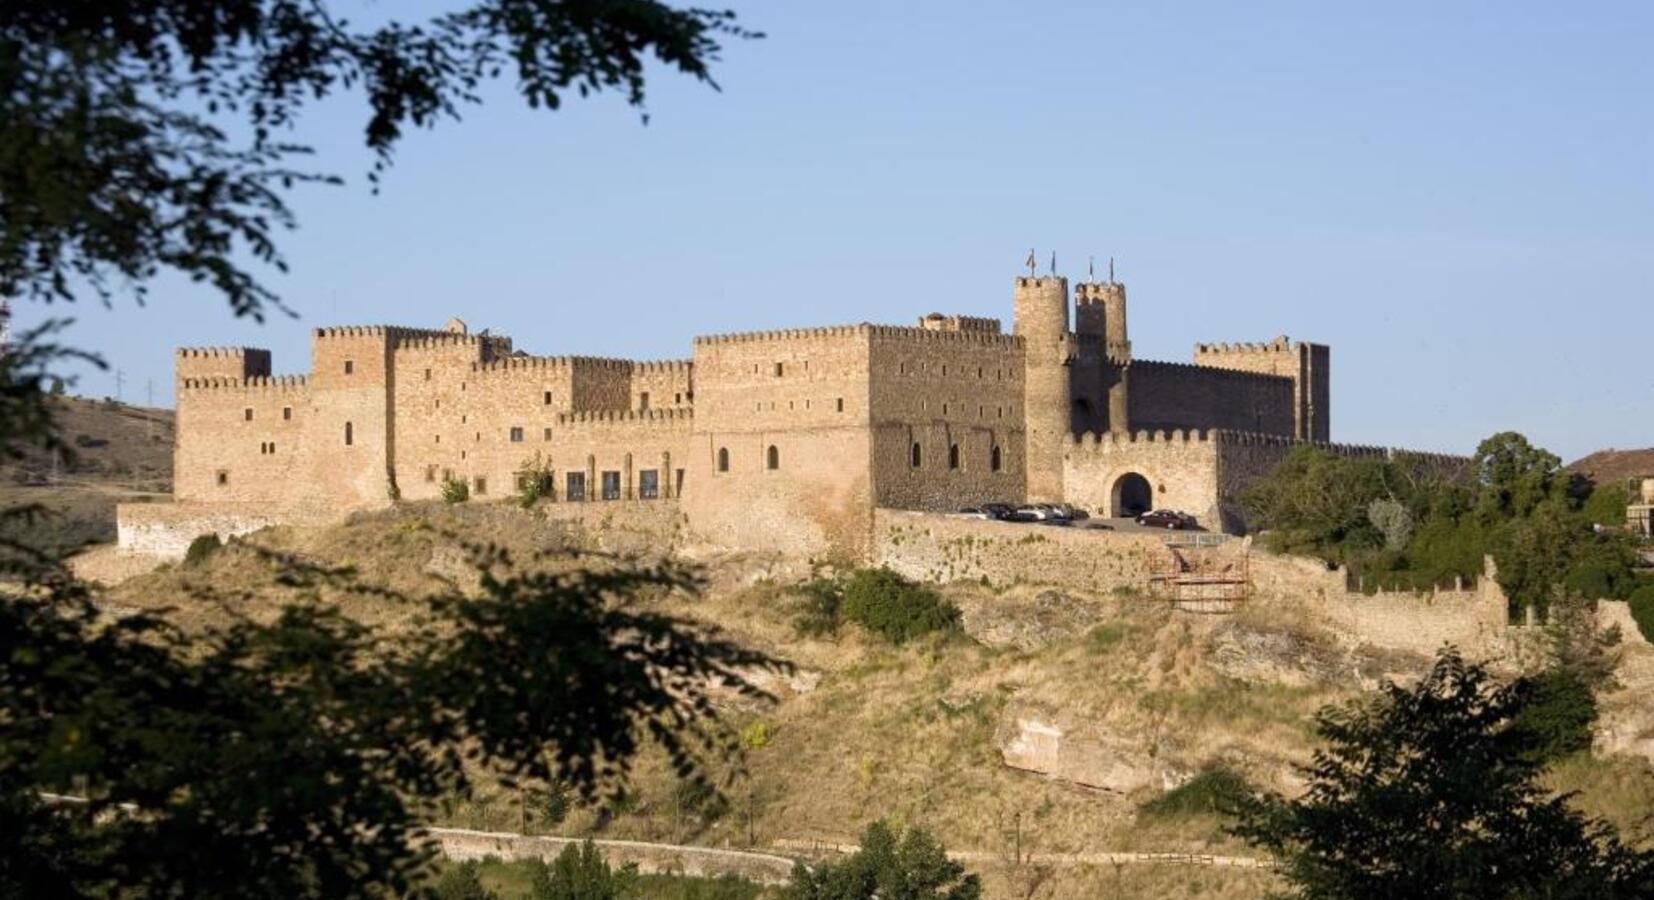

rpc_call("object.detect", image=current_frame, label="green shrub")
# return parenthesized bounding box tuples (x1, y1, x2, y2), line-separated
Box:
(517, 470, 552, 508)
(183, 533, 222, 567)
(1138, 765, 1252, 819)
(442, 477, 470, 504)
(434, 860, 497, 900)
(1087, 621, 1128, 651)
(1509, 668, 1596, 763)
(839, 568, 961, 645)
(1628, 585, 1654, 643)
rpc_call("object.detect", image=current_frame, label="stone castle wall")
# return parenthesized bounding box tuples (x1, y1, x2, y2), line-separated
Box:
(872, 509, 1169, 590)
(1194, 338, 1331, 441)
(1128, 360, 1297, 437)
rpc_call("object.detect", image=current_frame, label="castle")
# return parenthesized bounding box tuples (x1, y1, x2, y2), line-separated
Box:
(121, 270, 1458, 558)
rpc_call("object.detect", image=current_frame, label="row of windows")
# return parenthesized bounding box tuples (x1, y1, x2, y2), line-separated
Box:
(896, 362, 1011, 380)
(752, 398, 846, 413)
(911, 442, 1004, 473)
(423, 467, 672, 502)
(714, 446, 780, 472)
(243, 407, 295, 422)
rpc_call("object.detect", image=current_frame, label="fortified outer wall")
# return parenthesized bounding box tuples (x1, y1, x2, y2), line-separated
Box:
(1247, 550, 1510, 657)
(1128, 361, 1297, 437)
(116, 501, 323, 558)
(867, 325, 1027, 512)
(872, 509, 1169, 591)
(685, 326, 876, 559)
(1193, 338, 1330, 442)
(174, 347, 271, 384)
(173, 375, 311, 504)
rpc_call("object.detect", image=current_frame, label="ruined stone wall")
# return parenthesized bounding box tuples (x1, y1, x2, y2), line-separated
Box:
(1248, 550, 1510, 656)
(1128, 361, 1296, 437)
(433, 829, 797, 885)
(872, 509, 1168, 591)
(1063, 430, 1222, 523)
(115, 501, 311, 558)
(867, 326, 1027, 511)
(683, 327, 876, 559)
(1193, 338, 1330, 441)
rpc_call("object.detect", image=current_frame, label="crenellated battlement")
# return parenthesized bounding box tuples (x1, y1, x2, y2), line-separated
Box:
(867, 324, 1023, 349)
(179, 374, 310, 393)
(1073, 281, 1125, 303)
(1132, 358, 1293, 385)
(471, 354, 633, 373)
(916, 313, 1003, 334)
(694, 323, 873, 345)
(555, 408, 693, 426)
(1194, 336, 1306, 354)
(176, 346, 266, 359)
(394, 333, 496, 352)
(1062, 426, 1450, 464)
(314, 325, 458, 341)
(633, 359, 693, 375)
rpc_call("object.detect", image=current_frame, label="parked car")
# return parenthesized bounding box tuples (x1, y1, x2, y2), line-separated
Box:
(1136, 509, 1195, 530)
(956, 506, 993, 520)
(1014, 504, 1055, 521)
(981, 503, 1016, 520)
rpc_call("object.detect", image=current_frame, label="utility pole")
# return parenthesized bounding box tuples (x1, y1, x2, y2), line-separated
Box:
(114, 368, 125, 403)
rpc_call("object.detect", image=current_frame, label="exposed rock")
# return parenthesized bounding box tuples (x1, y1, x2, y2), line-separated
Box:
(996, 704, 1162, 794)
(961, 588, 1106, 650)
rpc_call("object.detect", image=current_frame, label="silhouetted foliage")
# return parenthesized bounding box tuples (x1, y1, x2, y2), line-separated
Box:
(435, 860, 499, 900)
(785, 821, 980, 900)
(1629, 584, 1654, 644)
(1233, 650, 1654, 899)
(1, 0, 759, 318)
(182, 532, 223, 566)
(0, 539, 781, 898)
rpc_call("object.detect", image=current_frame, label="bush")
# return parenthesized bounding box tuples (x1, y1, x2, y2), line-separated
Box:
(786, 820, 979, 900)
(183, 533, 222, 567)
(1629, 584, 1654, 643)
(434, 860, 497, 900)
(442, 477, 470, 503)
(1509, 668, 1596, 763)
(518, 470, 552, 508)
(839, 568, 961, 645)
(1138, 765, 1252, 819)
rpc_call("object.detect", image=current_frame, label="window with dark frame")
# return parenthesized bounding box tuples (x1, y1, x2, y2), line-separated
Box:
(639, 469, 659, 499)
(911, 442, 922, 468)
(566, 471, 586, 502)
(344, 359, 354, 374)
(509, 426, 524, 442)
(766, 445, 779, 470)
(717, 447, 729, 472)
(948, 444, 960, 470)
(282, 406, 291, 420)
(243, 408, 253, 421)
(991, 445, 1002, 472)
(601, 470, 621, 500)
(344, 421, 353, 445)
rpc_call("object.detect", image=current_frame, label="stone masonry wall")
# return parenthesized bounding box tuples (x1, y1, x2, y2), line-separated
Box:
(1129, 360, 1297, 437)
(872, 509, 1169, 591)
(1194, 338, 1331, 442)
(1063, 430, 1221, 524)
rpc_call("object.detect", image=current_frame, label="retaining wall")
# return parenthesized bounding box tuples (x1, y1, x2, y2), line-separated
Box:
(431, 829, 797, 885)
(871, 509, 1168, 592)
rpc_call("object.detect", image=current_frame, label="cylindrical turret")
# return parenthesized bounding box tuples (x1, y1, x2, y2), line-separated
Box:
(1102, 280, 1130, 362)
(1014, 276, 1071, 502)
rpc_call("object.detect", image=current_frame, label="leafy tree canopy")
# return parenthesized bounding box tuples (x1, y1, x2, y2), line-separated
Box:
(1, 0, 757, 317)
(1233, 651, 1654, 900)
(784, 821, 981, 900)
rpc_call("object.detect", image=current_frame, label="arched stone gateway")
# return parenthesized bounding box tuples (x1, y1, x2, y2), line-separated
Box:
(1111, 472, 1153, 518)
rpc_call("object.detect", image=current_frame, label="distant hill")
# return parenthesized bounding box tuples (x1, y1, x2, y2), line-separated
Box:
(0, 395, 174, 556)
(1567, 448, 1654, 485)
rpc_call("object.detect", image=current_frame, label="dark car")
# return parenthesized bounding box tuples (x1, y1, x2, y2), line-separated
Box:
(1136, 509, 1194, 530)
(981, 503, 1017, 521)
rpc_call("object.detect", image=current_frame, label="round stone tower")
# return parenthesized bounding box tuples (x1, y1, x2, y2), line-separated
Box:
(1014, 275, 1071, 502)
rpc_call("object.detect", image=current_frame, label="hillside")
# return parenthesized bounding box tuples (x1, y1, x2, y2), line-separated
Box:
(0, 395, 173, 557)
(1568, 448, 1654, 484)
(99, 502, 1654, 900)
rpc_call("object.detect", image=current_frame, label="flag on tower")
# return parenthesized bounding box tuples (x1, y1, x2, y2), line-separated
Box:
(1025, 249, 1036, 275)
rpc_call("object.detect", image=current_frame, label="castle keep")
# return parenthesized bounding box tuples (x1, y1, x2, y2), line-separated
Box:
(125, 270, 1453, 558)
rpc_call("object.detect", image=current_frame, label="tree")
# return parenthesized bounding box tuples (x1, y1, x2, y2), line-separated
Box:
(1472, 432, 1566, 521)
(435, 860, 499, 900)
(529, 840, 628, 900)
(1232, 651, 1654, 900)
(0, 543, 780, 898)
(2, 0, 758, 318)
(785, 821, 981, 900)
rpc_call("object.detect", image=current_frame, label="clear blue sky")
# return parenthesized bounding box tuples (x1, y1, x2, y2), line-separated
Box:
(26, 1, 1652, 461)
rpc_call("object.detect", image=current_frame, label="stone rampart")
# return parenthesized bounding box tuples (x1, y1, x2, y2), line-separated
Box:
(114, 501, 300, 558)
(432, 829, 797, 884)
(871, 510, 1167, 592)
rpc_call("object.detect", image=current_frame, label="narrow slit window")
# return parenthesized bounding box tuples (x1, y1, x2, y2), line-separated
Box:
(344, 421, 353, 445)
(911, 442, 922, 468)
(948, 444, 960, 470)
(717, 447, 729, 473)
(766, 445, 780, 470)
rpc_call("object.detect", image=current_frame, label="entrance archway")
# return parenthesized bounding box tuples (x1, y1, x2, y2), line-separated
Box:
(1112, 472, 1153, 518)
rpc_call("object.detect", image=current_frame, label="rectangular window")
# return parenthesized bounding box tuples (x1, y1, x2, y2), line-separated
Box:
(243, 408, 253, 422)
(601, 470, 621, 501)
(344, 359, 354, 374)
(425, 465, 437, 483)
(424, 368, 432, 381)
(216, 470, 229, 486)
(543, 427, 552, 441)
(639, 469, 659, 500)
(282, 406, 292, 421)
(474, 477, 487, 496)
(774, 362, 783, 377)
(509, 426, 524, 443)
(566, 471, 586, 502)
(639, 392, 650, 411)
(674, 393, 682, 404)
(836, 397, 844, 412)
(543, 390, 552, 405)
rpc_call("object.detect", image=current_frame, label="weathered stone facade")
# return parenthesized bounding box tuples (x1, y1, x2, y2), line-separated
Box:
(128, 269, 1458, 558)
